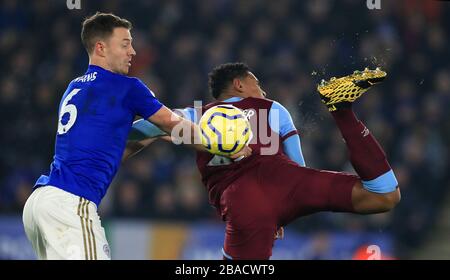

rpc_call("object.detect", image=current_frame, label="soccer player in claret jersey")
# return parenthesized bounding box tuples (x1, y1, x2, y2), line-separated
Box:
(22, 14, 250, 260)
(129, 62, 401, 260)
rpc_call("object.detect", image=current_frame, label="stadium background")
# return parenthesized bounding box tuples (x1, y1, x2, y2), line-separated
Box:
(0, 0, 449, 259)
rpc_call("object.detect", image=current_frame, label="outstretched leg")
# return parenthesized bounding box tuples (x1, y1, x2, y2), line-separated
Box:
(318, 68, 401, 213)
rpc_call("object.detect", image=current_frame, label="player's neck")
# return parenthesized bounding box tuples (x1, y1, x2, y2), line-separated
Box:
(88, 57, 114, 73)
(218, 92, 244, 101)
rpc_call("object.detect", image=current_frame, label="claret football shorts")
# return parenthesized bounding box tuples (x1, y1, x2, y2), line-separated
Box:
(219, 154, 358, 259)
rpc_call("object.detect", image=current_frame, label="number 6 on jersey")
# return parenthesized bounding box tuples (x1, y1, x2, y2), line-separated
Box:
(57, 88, 82, 135)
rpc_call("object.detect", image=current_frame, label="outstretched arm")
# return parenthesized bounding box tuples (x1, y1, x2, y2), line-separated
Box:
(121, 115, 170, 163)
(149, 106, 251, 159)
(147, 105, 206, 151)
(122, 137, 159, 162)
(123, 107, 251, 161)
(122, 107, 195, 162)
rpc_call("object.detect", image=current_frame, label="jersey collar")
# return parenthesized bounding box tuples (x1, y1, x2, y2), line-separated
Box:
(222, 97, 243, 103)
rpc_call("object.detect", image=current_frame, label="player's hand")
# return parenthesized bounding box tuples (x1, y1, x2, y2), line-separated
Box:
(274, 227, 284, 240)
(160, 135, 174, 142)
(229, 145, 252, 161)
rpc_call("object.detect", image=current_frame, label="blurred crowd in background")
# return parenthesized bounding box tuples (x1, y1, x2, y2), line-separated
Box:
(0, 0, 449, 258)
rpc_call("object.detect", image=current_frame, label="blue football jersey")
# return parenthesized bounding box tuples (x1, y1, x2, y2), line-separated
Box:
(35, 65, 163, 206)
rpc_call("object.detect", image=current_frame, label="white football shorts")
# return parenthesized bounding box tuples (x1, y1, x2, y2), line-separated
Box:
(22, 186, 111, 260)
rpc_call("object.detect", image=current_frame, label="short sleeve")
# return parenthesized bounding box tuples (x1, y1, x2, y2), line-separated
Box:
(173, 107, 197, 123)
(126, 78, 163, 119)
(269, 101, 298, 141)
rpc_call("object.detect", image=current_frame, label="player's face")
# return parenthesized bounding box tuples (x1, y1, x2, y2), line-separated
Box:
(104, 27, 136, 75)
(240, 72, 267, 98)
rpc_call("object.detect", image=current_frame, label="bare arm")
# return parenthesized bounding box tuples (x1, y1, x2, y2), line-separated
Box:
(123, 106, 252, 161)
(120, 106, 198, 163)
(122, 137, 159, 162)
(147, 105, 207, 152)
(147, 106, 252, 159)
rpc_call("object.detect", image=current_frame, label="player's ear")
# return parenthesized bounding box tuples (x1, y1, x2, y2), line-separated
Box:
(232, 78, 244, 92)
(94, 41, 107, 58)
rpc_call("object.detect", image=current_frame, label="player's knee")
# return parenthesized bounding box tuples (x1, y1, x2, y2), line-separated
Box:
(370, 188, 401, 213)
(353, 181, 401, 214)
(382, 188, 401, 211)
(361, 169, 400, 212)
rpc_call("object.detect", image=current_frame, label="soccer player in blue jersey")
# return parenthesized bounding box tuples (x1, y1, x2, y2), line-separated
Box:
(22, 14, 250, 260)
(128, 62, 401, 260)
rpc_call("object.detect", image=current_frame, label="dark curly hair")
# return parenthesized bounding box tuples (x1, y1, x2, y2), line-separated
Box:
(208, 62, 250, 99)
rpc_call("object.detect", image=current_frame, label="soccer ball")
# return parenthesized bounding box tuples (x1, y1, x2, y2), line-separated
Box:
(199, 105, 252, 156)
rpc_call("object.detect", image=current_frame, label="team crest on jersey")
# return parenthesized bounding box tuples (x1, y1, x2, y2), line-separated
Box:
(242, 108, 256, 120)
(103, 244, 111, 258)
